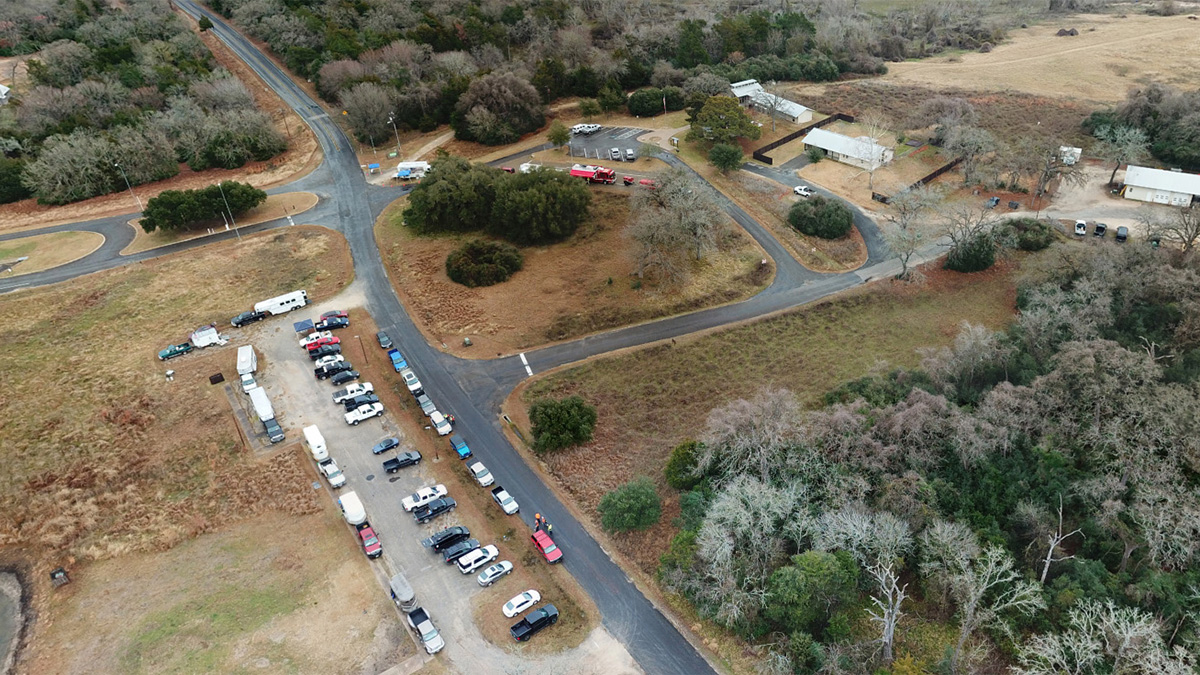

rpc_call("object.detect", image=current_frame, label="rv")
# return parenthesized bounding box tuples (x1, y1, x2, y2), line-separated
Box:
(395, 161, 432, 180)
(254, 290, 308, 316)
(236, 345, 257, 376)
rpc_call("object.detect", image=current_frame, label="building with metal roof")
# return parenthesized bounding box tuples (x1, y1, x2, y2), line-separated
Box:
(1122, 165, 1200, 207)
(801, 127, 894, 171)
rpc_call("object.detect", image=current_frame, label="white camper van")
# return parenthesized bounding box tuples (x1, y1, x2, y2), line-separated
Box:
(338, 491, 367, 525)
(236, 345, 257, 375)
(303, 425, 328, 462)
(254, 290, 308, 315)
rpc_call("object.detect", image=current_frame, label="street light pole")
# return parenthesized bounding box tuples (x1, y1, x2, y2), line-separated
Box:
(388, 112, 401, 155)
(218, 181, 241, 241)
(112, 162, 143, 212)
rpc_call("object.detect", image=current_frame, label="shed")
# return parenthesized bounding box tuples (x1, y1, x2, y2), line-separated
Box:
(801, 127, 894, 171)
(729, 79, 764, 104)
(1122, 165, 1200, 207)
(1059, 146, 1082, 165)
(749, 91, 812, 124)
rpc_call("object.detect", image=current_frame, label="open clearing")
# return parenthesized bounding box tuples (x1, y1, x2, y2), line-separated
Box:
(0, 226, 356, 670)
(879, 14, 1200, 105)
(376, 192, 768, 357)
(0, 230, 105, 276)
(24, 510, 405, 674)
(121, 192, 320, 255)
(512, 258, 1021, 576)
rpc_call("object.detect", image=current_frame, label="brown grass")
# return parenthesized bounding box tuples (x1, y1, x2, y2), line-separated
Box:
(0, 230, 104, 276)
(0, 225, 353, 576)
(513, 258, 1021, 576)
(375, 191, 768, 357)
(121, 192, 320, 255)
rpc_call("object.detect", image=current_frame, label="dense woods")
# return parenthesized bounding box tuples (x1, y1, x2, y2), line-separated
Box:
(0, 0, 287, 205)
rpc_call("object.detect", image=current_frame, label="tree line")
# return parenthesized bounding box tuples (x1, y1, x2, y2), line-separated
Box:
(0, 0, 287, 205)
(1086, 83, 1200, 173)
(657, 242, 1200, 673)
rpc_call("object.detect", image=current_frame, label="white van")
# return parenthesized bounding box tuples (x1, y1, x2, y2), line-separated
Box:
(303, 425, 328, 461)
(236, 345, 257, 375)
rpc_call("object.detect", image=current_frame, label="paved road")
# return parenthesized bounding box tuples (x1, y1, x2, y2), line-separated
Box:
(170, 3, 716, 673)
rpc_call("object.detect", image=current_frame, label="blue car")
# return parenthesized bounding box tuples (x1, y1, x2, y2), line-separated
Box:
(449, 434, 472, 460)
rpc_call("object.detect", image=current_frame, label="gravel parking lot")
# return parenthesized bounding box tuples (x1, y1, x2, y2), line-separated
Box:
(241, 283, 640, 674)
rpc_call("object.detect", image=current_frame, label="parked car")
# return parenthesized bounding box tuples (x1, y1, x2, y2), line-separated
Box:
(1074, 220, 1088, 236)
(440, 538, 480, 563)
(503, 590, 542, 618)
(491, 486, 519, 515)
(402, 484, 448, 512)
(318, 458, 346, 488)
(383, 451, 422, 472)
(430, 411, 452, 436)
(314, 354, 345, 368)
(300, 330, 333, 348)
(158, 343, 193, 360)
(1094, 223, 1108, 238)
(422, 525, 469, 551)
(372, 437, 401, 455)
(332, 382, 374, 404)
(305, 336, 340, 352)
(343, 393, 380, 411)
(344, 402, 383, 425)
(231, 310, 266, 327)
(610, 147, 621, 160)
(531, 530, 563, 563)
(416, 394, 436, 417)
(320, 310, 348, 320)
(406, 607, 445, 655)
(315, 317, 349, 331)
(477, 560, 514, 587)
(449, 434, 471, 460)
(468, 461, 494, 487)
(985, 196, 1001, 209)
(358, 525, 382, 558)
(510, 604, 559, 642)
(414, 497, 457, 524)
(625, 148, 635, 161)
(329, 370, 360, 386)
(316, 360, 354, 379)
(377, 331, 393, 349)
(1116, 226, 1129, 243)
(457, 545, 499, 574)
(793, 185, 813, 198)
(400, 368, 423, 396)
(308, 344, 342, 360)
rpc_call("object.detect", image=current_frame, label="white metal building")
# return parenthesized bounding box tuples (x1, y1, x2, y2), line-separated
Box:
(801, 127, 894, 171)
(730, 79, 764, 104)
(750, 91, 812, 124)
(1122, 165, 1200, 206)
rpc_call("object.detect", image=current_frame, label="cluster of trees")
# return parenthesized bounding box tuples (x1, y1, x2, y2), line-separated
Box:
(1086, 83, 1200, 172)
(659, 243, 1200, 673)
(445, 239, 523, 287)
(528, 395, 596, 454)
(628, 168, 726, 283)
(0, 0, 286, 205)
(140, 181, 266, 233)
(787, 196, 853, 240)
(402, 155, 590, 245)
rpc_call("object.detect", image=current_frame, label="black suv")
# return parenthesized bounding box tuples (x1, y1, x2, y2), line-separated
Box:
(308, 344, 342, 360)
(315, 317, 350, 331)
(329, 370, 360, 386)
(440, 538, 480, 563)
(413, 497, 456, 524)
(344, 393, 380, 411)
(421, 526, 470, 550)
(231, 310, 266, 327)
(510, 604, 559, 642)
(315, 361, 354, 380)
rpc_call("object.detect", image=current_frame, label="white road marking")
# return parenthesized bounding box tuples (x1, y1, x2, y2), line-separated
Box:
(518, 352, 533, 376)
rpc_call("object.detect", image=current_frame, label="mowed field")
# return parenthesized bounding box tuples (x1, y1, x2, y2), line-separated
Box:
(0, 226, 405, 672)
(516, 259, 1022, 575)
(880, 14, 1200, 104)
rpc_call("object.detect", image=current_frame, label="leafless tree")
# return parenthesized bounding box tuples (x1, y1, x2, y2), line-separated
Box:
(919, 519, 980, 611)
(650, 60, 686, 88)
(1016, 495, 1084, 583)
(813, 505, 913, 567)
(317, 59, 369, 99)
(920, 321, 1012, 401)
(683, 73, 731, 98)
(1095, 124, 1150, 187)
(943, 124, 997, 185)
(699, 388, 803, 484)
(628, 168, 724, 280)
(432, 51, 478, 78)
(856, 110, 892, 190)
(189, 75, 255, 112)
(881, 183, 941, 280)
(1140, 206, 1200, 255)
(26, 39, 93, 87)
(866, 562, 908, 664)
(627, 210, 688, 282)
(909, 96, 977, 142)
(340, 82, 396, 144)
(948, 546, 1046, 673)
(937, 201, 1002, 250)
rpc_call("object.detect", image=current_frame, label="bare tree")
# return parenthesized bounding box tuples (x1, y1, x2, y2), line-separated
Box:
(1018, 495, 1084, 583)
(856, 110, 893, 190)
(627, 209, 688, 281)
(1140, 206, 1200, 254)
(881, 184, 941, 280)
(938, 201, 1002, 250)
(339, 82, 395, 144)
(919, 519, 981, 611)
(1095, 125, 1150, 187)
(866, 562, 908, 665)
(699, 388, 803, 484)
(943, 124, 997, 186)
(629, 168, 724, 278)
(813, 505, 913, 567)
(948, 546, 1046, 673)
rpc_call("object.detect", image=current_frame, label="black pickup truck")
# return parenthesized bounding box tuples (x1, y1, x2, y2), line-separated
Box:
(413, 497, 456, 524)
(510, 604, 559, 642)
(382, 451, 422, 473)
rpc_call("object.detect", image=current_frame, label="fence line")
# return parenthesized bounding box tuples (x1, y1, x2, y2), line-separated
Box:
(751, 113, 856, 166)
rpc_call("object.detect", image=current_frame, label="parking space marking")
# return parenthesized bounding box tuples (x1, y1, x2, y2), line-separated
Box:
(615, 128, 641, 139)
(519, 352, 533, 376)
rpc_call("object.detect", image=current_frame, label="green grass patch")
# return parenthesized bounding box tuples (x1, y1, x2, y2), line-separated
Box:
(0, 239, 37, 259)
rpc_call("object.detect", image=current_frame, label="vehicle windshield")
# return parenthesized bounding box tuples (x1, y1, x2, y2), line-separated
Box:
(421, 625, 439, 641)
(543, 542, 557, 553)
(364, 536, 378, 546)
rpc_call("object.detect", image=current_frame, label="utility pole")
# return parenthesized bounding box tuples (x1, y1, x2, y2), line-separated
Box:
(218, 181, 241, 241)
(388, 112, 401, 155)
(112, 162, 143, 212)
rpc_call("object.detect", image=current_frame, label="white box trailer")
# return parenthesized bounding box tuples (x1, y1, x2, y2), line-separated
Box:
(254, 290, 308, 316)
(338, 491, 367, 525)
(303, 424, 328, 462)
(236, 345, 257, 375)
(248, 387, 284, 443)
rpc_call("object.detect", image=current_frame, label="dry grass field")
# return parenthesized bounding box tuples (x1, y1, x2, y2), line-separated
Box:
(375, 192, 768, 356)
(0, 231, 105, 276)
(515, 259, 1022, 576)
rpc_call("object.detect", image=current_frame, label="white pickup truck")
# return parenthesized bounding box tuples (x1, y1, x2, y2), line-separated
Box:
(402, 484, 448, 512)
(318, 458, 345, 488)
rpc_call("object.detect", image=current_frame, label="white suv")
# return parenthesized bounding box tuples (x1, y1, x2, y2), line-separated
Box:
(457, 545, 499, 574)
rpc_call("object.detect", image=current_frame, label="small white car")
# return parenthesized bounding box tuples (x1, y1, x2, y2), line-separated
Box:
(314, 354, 345, 368)
(344, 402, 383, 425)
(430, 411, 452, 436)
(477, 560, 514, 587)
(793, 185, 813, 198)
(299, 330, 333, 348)
(332, 382, 374, 404)
(469, 461, 494, 487)
(1074, 220, 1088, 236)
(503, 590, 542, 618)
(402, 484, 448, 512)
(457, 544, 500, 574)
(401, 368, 423, 395)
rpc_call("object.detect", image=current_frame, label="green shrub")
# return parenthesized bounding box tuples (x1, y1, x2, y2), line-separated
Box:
(787, 195, 853, 239)
(529, 395, 597, 453)
(1007, 217, 1056, 251)
(806, 146, 825, 163)
(140, 181, 265, 233)
(445, 240, 524, 287)
(627, 87, 666, 117)
(664, 440, 703, 490)
(945, 232, 996, 272)
(708, 143, 744, 173)
(598, 476, 662, 532)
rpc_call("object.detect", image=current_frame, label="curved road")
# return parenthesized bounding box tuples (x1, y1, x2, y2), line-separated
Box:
(0, 7, 909, 673)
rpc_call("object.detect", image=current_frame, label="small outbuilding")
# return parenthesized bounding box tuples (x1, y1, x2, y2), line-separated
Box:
(750, 91, 812, 124)
(729, 79, 764, 104)
(1059, 146, 1082, 165)
(1122, 165, 1200, 207)
(802, 127, 894, 171)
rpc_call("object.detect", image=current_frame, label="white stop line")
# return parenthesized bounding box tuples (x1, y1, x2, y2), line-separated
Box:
(519, 352, 533, 377)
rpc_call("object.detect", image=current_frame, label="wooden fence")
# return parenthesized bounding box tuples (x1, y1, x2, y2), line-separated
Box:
(751, 113, 856, 166)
